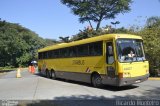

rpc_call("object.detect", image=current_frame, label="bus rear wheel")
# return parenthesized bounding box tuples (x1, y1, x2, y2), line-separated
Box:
(51, 70, 56, 79)
(91, 74, 102, 88)
(45, 69, 50, 78)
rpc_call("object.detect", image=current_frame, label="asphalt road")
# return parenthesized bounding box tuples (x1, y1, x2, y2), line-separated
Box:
(0, 69, 160, 106)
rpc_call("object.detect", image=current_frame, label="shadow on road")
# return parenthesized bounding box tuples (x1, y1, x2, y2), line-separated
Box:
(36, 73, 139, 92)
(25, 86, 160, 106)
(59, 78, 139, 91)
(36, 73, 139, 91)
(17, 73, 160, 106)
(26, 99, 116, 106)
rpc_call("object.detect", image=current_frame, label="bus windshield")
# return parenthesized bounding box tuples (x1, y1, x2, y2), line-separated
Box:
(116, 39, 146, 62)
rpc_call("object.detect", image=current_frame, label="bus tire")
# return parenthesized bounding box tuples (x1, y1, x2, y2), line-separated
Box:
(51, 70, 56, 79)
(45, 69, 50, 78)
(91, 74, 102, 88)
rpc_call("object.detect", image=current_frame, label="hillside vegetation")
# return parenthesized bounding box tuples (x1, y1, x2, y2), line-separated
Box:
(0, 20, 55, 67)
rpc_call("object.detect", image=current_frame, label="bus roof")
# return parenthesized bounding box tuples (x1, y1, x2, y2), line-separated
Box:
(38, 34, 142, 52)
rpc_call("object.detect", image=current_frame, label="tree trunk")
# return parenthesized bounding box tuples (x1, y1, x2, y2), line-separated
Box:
(96, 21, 101, 31)
(96, 15, 103, 31)
(88, 20, 93, 29)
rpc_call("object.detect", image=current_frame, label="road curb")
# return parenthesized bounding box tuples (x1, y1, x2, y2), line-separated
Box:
(148, 77, 160, 80)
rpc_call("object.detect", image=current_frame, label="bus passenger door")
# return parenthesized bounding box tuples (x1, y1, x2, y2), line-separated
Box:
(106, 41, 116, 78)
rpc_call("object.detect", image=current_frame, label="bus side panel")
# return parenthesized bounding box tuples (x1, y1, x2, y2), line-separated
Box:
(55, 71, 91, 83)
(39, 56, 105, 83)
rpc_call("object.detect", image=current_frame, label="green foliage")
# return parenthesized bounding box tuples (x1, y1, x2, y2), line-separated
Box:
(61, 0, 132, 31)
(70, 26, 134, 41)
(146, 16, 160, 28)
(45, 39, 59, 46)
(0, 20, 47, 67)
(70, 27, 107, 41)
(137, 17, 160, 76)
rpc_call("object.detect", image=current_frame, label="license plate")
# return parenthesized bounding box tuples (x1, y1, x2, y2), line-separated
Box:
(135, 80, 141, 83)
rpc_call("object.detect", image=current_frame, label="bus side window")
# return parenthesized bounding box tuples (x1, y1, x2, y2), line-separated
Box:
(77, 44, 89, 56)
(94, 42, 102, 56)
(69, 47, 77, 57)
(89, 41, 102, 56)
(106, 42, 114, 64)
(43, 52, 48, 59)
(38, 52, 42, 59)
(54, 50, 59, 58)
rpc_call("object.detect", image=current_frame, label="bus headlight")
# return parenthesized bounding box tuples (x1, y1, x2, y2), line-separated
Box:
(119, 72, 131, 78)
(123, 72, 131, 77)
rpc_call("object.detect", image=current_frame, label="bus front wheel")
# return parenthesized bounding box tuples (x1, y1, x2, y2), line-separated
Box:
(91, 74, 102, 88)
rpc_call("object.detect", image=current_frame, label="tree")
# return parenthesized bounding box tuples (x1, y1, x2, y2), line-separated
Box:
(61, 0, 132, 31)
(146, 16, 160, 28)
(45, 39, 59, 46)
(111, 21, 120, 28)
(0, 19, 48, 67)
(137, 16, 160, 76)
(59, 36, 70, 43)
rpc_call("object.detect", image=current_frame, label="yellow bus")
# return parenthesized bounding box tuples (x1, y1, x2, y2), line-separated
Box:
(38, 34, 149, 87)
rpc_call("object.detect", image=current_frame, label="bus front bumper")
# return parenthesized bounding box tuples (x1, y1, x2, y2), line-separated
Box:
(118, 74, 149, 86)
(101, 74, 149, 86)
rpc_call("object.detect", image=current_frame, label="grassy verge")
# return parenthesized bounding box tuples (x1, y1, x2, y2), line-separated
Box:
(148, 77, 160, 80)
(0, 67, 16, 72)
